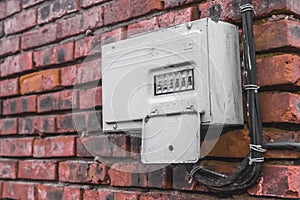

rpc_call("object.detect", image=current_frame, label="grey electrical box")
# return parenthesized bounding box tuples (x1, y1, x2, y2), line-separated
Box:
(102, 18, 243, 164)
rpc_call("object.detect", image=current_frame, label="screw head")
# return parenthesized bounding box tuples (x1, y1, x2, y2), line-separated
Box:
(113, 124, 117, 129)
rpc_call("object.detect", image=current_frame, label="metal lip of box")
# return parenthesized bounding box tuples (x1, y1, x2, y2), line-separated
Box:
(102, 18, 243, 163)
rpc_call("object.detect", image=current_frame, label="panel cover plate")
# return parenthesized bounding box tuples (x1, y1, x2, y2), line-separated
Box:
(141, 112, 200, 163)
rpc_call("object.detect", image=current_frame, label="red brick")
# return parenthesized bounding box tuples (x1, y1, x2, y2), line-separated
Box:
(260, 92, 300, 123)
(114, 192, 139, 200)
(0, 138, 33, 157)
(0, 78, 19, 97)
(20, 69, 61, 94)
(37, 90, 78, 113)
(172, 164, 193, 190)
(37, 184, 64, 200)
(75, 35, 101, 58)
(0, 37, 20, 57)
(4, 9, 37, 35)
(158, 7, 199, 28)
(18, 160, 57, 180)
(19, 115, 56, 134)
(38, 0, 80, 24)
(76, 135, 114, 157)
(140, 193, 163, 200)
(21, 24, 57, 49)
(108, 162, 147, 187)
(104, 0, 163, 25)
(254, 19, 300, 52)
(2, 182, 36, 200)
(79, 87, 102, 109)
(61, 60, 100, 87)
(81, 0, 107, 8)
(164, 0, 198, 9)
(61, 65, 77, 86)
(0, 22, 4, 38)
(249, 165, 300, 198)
(199, 0, 300, 23)
(33, 136, 76, 157)
(0, 52, 34, 78)
(257, 54, 300, 87)
(56, 113, 77, 133)
(0, 118, 18, 135)
(34, 42, 74, 67)
(6, 0, 22, 17)
(83, 190, 114, 200)
(22, 0, 45, 8)
(100, 28, 127, 45)
(59, 161, 108, 184)
(77, 58, 101, 84)
(63, 187, 82, 200)
(148, 167, 171, 189)
(0, 1, 6, 19)
(3, 95, 36, 115)
(56, 6, 103, 39)
(127, 17, 159, 37)
(0, 159, 18, 179)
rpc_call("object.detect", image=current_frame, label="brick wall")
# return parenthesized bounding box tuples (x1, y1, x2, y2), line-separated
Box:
(0, 0, 299, 199)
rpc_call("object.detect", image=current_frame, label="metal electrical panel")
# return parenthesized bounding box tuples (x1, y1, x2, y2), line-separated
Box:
(102, 18, 243, 164)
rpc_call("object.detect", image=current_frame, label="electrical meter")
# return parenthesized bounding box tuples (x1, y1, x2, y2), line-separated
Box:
(102, 18, 243, 164)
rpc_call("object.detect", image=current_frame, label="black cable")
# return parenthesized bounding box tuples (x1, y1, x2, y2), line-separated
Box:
(264, 142, 300, 151)
(189, 0, 265, 192)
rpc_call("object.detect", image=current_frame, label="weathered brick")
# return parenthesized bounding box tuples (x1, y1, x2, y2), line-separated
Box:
(79, 87, 102, 109)
(76, 58, 101, 84)
(0, 118, 18, 135)
(20, 69, 61, 94)
(4, 9, 37, 35)
(81, 0, 107, 8)
(0, 78, 19, 97)
(104, 0, 163, 25)
(59, 161, 108, 184)
(19, 115, 56, 134)
(200, 0, 300, 22)
(114, 192, 139, 200)
(0, 21, 4, 38)
(249, 165, 300, 198)
(0, 159, 18, 179)
(0, 138, 33, 157)
(172, 164, 193, 190)
(22, 0, 46, 8)
(63, 187, 82, 200)
(33, 136, 76, 157)
(21, 24, 57, 49)
(148, 167, 172, 189)
(260, 92, 300, 123)
(56, 113, 77, 133)
(2, 182, 36, 200)
(0, 52, 34, 78)
(75, 35, 101, 58)
(6, 0, 22, 17)
(108, 162, 147, 187)
(61, 60, 101, 86)
(34, 42, 74, 67)
(140, 193, 163, 200)
(254, 19, 300, 52)
(61, 65, 77, 86)
(127, 17, 159, 37)
(3, 95, 36, 115)
(0, 37, 20, 57)
(18, 160, 57, 180)
(100, 28, 127, 45)
(38, 0, 80, 24)
(56, 6, 103, 39)
(37, 184, 64, 200)
(158, 7, 199, 28)
(37, 90, 78, 113)
(0, 1, 6, 20)
(83, 190, 114, 200)
(164, 0, 199, 9)
(76, 135, 112, 157)
(257, 54, 300, 87)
